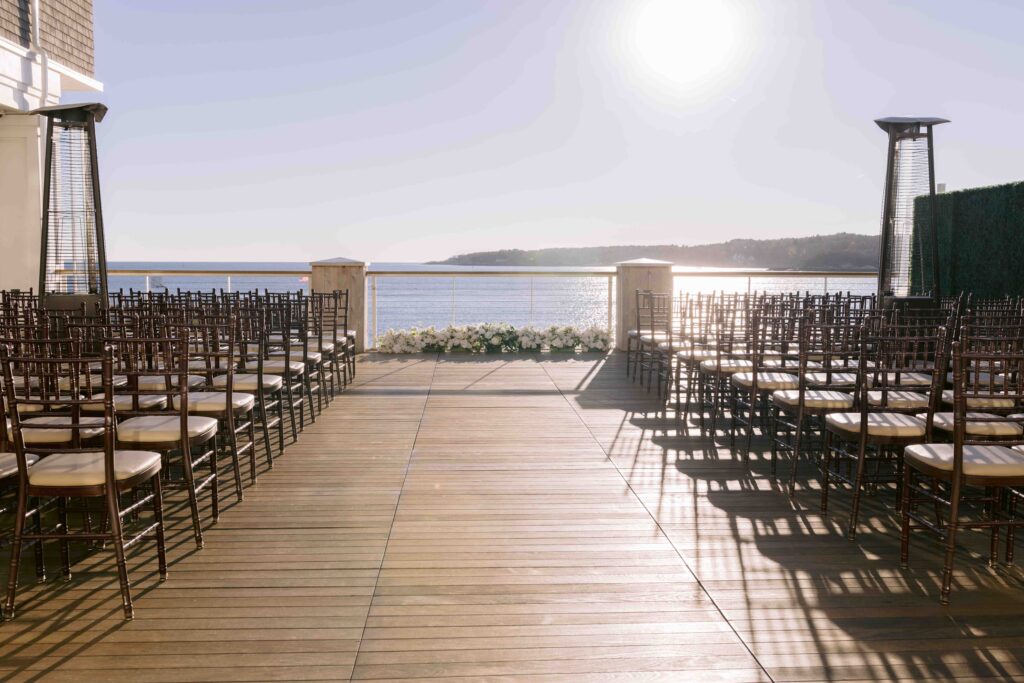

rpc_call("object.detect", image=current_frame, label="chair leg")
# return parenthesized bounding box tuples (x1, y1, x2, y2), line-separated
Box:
(180, 448, 205, 549)
(284, 376, 299, 442)
(848, 439, 869, 540)
(152, 473, 168, 581)
(788, 410, 806, 496)
(210, 435, 221, 522)
(940, 478, 964, 605)
(57, 497, 71, 581)
(106, 488, 134, 620)
(247, 409, 258, 486)
(32, 499, 44, 583)
(820, 430, 832, 513)
(3, 488, 27, 620)
(226, 417, 244, 503)
(257, 393, 273, 473)
(900, 465, 913, 568)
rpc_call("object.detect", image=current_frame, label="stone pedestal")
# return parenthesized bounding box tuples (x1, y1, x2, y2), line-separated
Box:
(614, 258, 674, 351)
(310, 258, 367, 353)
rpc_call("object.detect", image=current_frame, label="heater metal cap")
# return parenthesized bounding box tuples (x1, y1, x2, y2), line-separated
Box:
(31, 102, 108, 123)
(875, 116, 949, 132)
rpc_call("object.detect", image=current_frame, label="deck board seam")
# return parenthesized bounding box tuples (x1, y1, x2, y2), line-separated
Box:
(538, 359, 777, 683)
(350, 353, 440, 676)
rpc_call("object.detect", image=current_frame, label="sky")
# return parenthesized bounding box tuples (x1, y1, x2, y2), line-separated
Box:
(67, 0, 1024, 263)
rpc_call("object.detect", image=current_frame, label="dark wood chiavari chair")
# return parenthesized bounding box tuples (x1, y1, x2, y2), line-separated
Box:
(113, 331, 219, 549)
(901, 337, 1024, 604)
(1, 343, 166, 621)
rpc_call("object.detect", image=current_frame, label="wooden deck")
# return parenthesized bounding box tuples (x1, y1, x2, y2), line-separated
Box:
(3, 353, 1024, 681)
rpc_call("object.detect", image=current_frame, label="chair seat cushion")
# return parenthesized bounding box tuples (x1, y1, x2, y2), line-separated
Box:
(269, 350, 323, 364)
(213, 373, 283, 392)
(263, 360, 305, 375)
(940, 389, 1015, 409)
(627, 329, 639, 338)
(805, 371, 858, 386)
(0, 452, 39, 479)
(136, 375, 206, 391)
(700, 359, 754, 374)
(772, 389, 854, 410)
(826, 412, 926, 438)
(20, 416, 106, 444)
(172, 391, 256, 413)
(731, 372, 799, 391)
(920, 412, 1023, 437)
(882, 371, 932, 387)
(310, 341, 335, 353)
(117, 415, 218, 443)
(28, 450, 161, 487)
(906, 443, 1024, 478)
(639, 333, 670, 344)
(762, 358, 821, 370)
(867, 390, 930, 410)
(82, 394, 168, 413)
(677, 348, 717, 362)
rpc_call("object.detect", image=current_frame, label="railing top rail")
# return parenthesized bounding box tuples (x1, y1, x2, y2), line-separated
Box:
(103, 269, 311, 277)
(100, 266, 876, 279)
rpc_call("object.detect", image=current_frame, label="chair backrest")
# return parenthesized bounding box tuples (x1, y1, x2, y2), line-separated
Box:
(1, 343, 117, 486)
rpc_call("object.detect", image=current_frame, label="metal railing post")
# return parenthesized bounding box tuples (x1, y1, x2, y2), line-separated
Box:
(823, 275, 829, 294)
(607, 275, 614, 333)
(145, 275, 150, 293)
(226, 275, 232, 293)
(370, 275, 378, 348)
(529, 277, 534, 325)
(451, 277, 456, 325)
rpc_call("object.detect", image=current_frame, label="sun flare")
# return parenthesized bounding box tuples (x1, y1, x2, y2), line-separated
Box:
(624, 0, 740, 93)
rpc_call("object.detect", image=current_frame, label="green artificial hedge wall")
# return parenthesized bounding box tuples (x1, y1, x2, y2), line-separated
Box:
(913, 181, 1024, 299)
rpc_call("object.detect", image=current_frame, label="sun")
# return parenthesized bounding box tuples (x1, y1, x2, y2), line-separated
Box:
(623, 0, 740, 93)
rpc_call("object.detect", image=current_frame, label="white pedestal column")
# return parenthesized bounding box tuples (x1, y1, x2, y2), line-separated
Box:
(311, 258, 368, 352)
(615, 258, 674, 351)
(0, 114, 44, 292)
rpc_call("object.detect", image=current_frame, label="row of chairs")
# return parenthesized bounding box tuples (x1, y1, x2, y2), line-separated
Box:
(0, 289, 356, 620)
(628, 289, 1024, 604)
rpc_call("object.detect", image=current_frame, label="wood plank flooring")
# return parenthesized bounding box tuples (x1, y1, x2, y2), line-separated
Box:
(2, 352, 1024, 681)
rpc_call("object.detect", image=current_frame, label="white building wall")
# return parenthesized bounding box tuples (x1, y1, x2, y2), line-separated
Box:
(0, 34, 101, 291)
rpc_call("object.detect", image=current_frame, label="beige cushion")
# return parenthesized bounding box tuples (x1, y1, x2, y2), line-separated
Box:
(172, 391, 256, 413)
(882, 371, 932, 387)
(310, 341, 335, 353)
(639, 333, 670, 344)
(81, 393, 168, 413)
(805, 371, 858, 386)
(922, 412, 1024, 437)
(117, 415, 218, 443)
(867, 390, 930, 410)
(773, 389, 854, 410)
(16, 401, 70, 414)
(906, 443, 1024, 478)
(263, 360, 305, 375)
(136, 375, 206, 391)
(20, 416, 106, 444)
(269, 350, 323, 364)
(28, 450, 161, 487)
(731, 372, 799, 391)
(627, 329, 639, 338)
(677, 348, 717, 362)
(826, 412, 926, 438)
(940, 389, 1016, 409)
(212, 373, 283, 392)
(700, 359, 754, 374)
(947, 371, 1006, 386)
(0, 452, 38, 479)
(763, 358, 821, 370)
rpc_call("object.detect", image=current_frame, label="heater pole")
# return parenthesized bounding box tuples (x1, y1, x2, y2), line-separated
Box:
(876, 129, 898, 305)
(926, 124, 941, 303)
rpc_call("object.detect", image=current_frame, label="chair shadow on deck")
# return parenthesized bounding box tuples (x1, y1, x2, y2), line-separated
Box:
(570, 352, 1024, 682)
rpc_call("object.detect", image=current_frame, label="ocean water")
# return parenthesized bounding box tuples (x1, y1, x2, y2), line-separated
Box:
(109, 262, 875, 346)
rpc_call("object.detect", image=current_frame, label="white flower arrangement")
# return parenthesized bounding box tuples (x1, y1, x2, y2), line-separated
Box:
(375, 323, 611, 354)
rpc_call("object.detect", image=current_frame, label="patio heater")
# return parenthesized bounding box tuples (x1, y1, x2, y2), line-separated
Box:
(34, 102, 109, 312)
(874, 116, 948, 307)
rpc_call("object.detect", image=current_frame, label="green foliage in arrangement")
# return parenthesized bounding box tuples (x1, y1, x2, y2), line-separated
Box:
(913, 181, 1024, 298)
